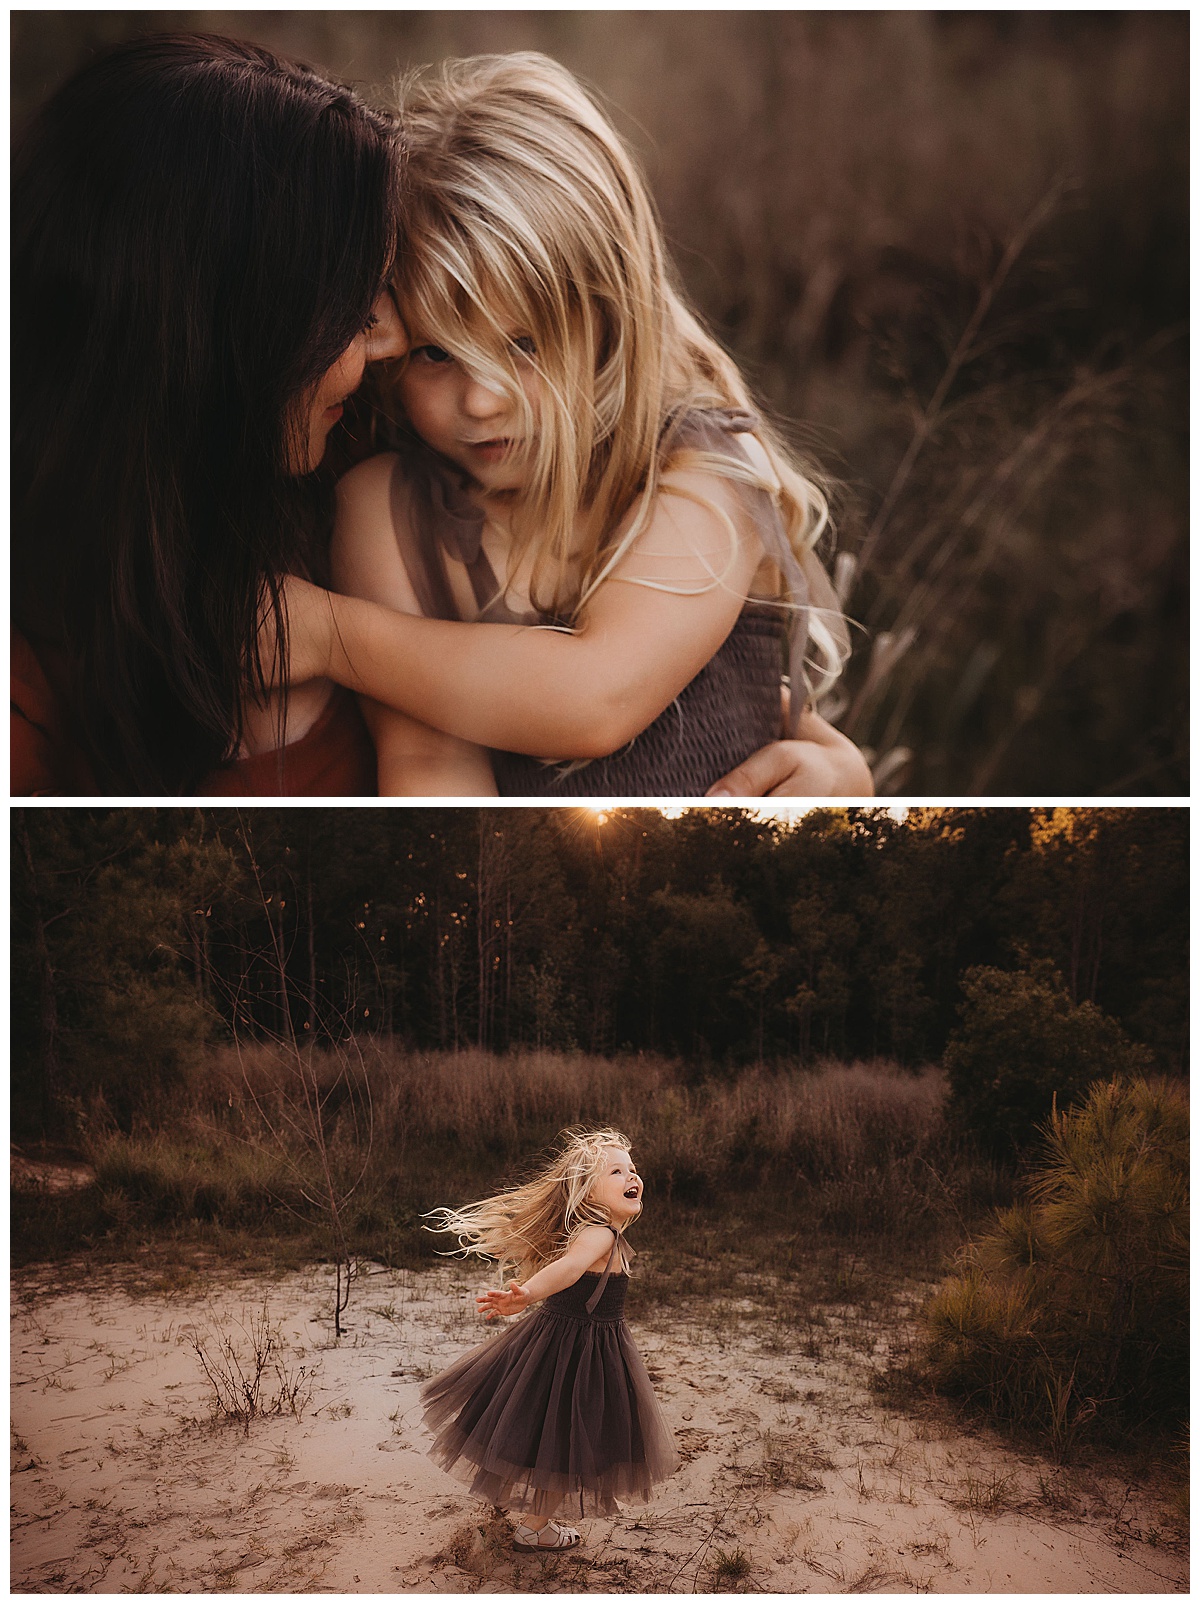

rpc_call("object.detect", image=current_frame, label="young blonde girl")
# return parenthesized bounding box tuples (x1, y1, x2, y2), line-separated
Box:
(421, 1128, 677, 1549)
(299, 52, 868, 796)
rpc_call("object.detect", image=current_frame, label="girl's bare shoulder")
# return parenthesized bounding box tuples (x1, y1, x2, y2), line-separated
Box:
(571, 1221, 618, 1250)
(575, 1222, 620, 1273)
(335, 451, 399, 522)
(330, 452, 412, 608)
(661, 415, 779, 480)
(565, 1220, 615, 1255)
(655, 428, 780, 524)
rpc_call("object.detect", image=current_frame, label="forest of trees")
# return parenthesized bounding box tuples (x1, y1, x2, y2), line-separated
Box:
(12, 806, 1187, 1138)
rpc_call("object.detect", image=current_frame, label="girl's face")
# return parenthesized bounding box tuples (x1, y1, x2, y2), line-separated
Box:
(588, 1146, 643, 1224)
(297, 287, 408, 472)
(398, 318, 541, 494)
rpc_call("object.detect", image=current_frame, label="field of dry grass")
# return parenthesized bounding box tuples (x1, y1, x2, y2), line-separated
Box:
(27, 1049, 1000, 1272)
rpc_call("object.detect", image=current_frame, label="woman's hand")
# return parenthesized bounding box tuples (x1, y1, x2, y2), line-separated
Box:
(477, 1281, 531, 1321)
(707, 710, 874, 797)
(257, 575, 339, 689)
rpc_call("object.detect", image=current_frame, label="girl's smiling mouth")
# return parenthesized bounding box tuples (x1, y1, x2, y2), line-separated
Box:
(465, 437, 515, 460)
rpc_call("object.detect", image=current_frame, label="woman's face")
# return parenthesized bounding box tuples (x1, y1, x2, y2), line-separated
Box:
(297, 288, 408, 472)
(589, 1146, 643, 1224)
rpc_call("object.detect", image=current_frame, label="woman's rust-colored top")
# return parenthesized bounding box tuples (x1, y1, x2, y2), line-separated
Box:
(197, 689, 376, 796)
(11, 632, 376, 797)
(11, 633, 99, 795)
(387, 409, 807, 797)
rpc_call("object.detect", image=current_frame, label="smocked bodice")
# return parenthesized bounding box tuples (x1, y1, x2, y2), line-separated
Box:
(543, 1271, 629, 1323)
(490, 607, 786, 796)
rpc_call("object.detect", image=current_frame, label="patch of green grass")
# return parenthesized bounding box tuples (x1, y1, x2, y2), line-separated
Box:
(955, 1470, 1017, 1514)
(708, 1546, 753, 1585)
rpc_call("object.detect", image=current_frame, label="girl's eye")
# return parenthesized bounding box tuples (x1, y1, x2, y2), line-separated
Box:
(363, 314, 380, 332)
(513, 335, 537, 358)
(414, 344, 453, 365)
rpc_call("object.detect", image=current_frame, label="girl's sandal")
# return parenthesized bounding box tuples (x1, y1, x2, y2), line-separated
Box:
(513, 1520, 582, 1550)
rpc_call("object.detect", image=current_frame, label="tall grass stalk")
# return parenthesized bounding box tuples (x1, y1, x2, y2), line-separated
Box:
(854, 177, 1066, 585)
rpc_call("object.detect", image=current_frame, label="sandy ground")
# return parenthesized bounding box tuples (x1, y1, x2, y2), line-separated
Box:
(9, 1149, 95, 1193)
(10, 1257, 1188, 1595)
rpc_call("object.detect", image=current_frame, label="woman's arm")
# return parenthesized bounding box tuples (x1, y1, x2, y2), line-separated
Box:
(330, 453, 497, 796)
(475, 1225, 615, 1318)
(324, 458, 760, 759)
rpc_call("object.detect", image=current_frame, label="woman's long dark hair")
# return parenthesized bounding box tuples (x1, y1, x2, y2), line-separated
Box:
(13, 33, 401, 792)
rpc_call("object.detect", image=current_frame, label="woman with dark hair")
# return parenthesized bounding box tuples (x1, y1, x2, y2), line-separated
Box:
(12, 32, 406, 795)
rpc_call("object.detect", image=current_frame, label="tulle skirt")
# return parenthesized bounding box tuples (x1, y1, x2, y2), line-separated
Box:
(420, 1290, 678, 1516)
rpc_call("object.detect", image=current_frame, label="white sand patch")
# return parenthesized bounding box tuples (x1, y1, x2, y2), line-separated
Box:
(11, 1262, 1187, 1594)
(11, 1148, 95, 1193)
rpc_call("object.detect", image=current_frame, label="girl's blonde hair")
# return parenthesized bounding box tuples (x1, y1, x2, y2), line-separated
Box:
(388, 52, 848, 701)
(425, 1126, 636, 1284)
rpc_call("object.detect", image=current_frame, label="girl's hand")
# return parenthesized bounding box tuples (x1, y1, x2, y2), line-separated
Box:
(257, 575, 338, 688)
(708, 711, 874, 797)
(476, 1281, 531, 1320)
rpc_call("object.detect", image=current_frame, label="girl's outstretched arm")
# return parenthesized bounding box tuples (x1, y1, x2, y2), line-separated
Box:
(325, 454, 761, 760)
(475, 1224, 616, 1318)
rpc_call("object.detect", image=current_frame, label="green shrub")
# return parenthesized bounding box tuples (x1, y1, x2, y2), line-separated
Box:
(943, 963, 1154, 1159)
(923, 1077, 1188, 1452)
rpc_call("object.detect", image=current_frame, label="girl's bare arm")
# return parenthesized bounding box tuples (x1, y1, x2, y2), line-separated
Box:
(326, 455, 760, 760)
(476, 1225, 616, 1317)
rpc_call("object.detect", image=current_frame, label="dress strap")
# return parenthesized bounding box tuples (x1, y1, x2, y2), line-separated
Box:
(583, 1228, 624, 1315)
(387, 448, 537, 627)
(388, 455, 464, 622)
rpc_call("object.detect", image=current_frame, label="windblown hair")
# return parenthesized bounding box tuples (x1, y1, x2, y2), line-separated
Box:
(425, 1127, 638, 1284)
(384, 51, 848, 699)
(12, 33, 402, 793)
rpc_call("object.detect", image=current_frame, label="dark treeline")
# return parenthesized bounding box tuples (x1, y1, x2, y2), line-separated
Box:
(11, 807, 1186, 1138)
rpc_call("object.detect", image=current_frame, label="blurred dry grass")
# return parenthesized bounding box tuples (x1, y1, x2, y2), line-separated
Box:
(14, 1046, 1006, 1270)
(12, 11, 1186, 792)
(212, 1041, 957, 1200)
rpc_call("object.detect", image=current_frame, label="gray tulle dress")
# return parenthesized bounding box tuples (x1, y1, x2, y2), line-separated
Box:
(385, 409, 811, 797)
(420, 1231, 679, 1516)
